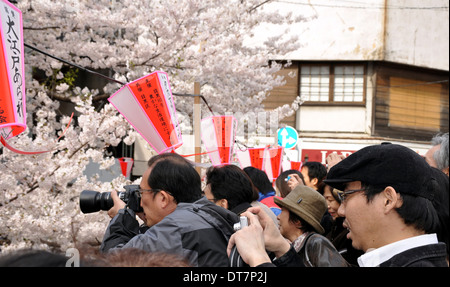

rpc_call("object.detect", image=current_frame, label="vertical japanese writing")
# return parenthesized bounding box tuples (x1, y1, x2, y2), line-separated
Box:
(268, 147, 283, 179)
(157, 72, 181, 141)
(0, 0, 25, 135)
(0, 108, 6, 124)
(217, 116, 235, 164)
(249, 148, 265, 170)
(213, 117, 227, 163)
(5, 6, 23, 118)
(129, 73, 176, 148)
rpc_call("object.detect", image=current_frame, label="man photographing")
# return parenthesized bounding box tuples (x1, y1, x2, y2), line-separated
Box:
(100, 153, 239, 267)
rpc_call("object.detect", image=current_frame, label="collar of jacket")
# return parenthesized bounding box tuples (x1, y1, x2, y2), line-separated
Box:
(186, 197, 240, 239)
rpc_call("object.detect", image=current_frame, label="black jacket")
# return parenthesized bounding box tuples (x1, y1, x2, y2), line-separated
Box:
(262, 241, 448, 267)
(271, 233, 350, 267)
(100, 197, 239, 267)
(379, 243, 448, 267)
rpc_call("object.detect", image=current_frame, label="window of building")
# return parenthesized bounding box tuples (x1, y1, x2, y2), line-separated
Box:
(334, 65, 364, 102)
(300, 65, 330, 102)
(373, 63, 449, 141)
(388, 77, 441, 131)
(300, 63, 366, 104)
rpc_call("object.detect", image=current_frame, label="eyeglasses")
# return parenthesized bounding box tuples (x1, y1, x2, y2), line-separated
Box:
(138, 188, 175, 198)
(337, 188, 366, 203)
(137, 188, 161, 195)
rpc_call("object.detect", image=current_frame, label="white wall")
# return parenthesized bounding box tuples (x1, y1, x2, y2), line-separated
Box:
(384, 0, 449, 71)
(296, 106, 367, 133)
(248, 0, 386, 60)
(248, 0, 449, 70)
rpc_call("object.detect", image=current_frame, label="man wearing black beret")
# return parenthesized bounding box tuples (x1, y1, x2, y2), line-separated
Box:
(324, 143, 447, 267)
(227, 143, 448, 267)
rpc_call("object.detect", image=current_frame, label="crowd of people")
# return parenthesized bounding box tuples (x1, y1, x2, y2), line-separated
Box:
(0, 132, 448, 267)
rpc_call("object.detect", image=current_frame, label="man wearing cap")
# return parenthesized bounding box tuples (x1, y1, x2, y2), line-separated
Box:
(228, 143, 447, 267)
(324, 143, 447, 267)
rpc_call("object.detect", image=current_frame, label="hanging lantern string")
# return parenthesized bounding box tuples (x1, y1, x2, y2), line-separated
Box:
(24, 43, 215, 115)
(25, 43, 125, 85)
(180, 149, 218, 158)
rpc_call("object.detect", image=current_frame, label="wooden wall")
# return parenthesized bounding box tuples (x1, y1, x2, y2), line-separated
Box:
(262, 62, 299, 128)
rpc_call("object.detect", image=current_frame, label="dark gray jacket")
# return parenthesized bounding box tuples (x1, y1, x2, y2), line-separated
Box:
(100, 197, 239, 267)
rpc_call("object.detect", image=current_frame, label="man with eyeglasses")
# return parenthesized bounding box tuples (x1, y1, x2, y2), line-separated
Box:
(323, 143, 447, 267)
(227, 143, 447, 267)
(100, 153, 240, 267)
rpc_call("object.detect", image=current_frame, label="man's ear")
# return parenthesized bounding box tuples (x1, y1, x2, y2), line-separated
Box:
(293, 219, 303, 230)
(311, 177, 318, 187)
(382, 186, 402, 213)
(159, 190, 176, 208)
(216, 198, 229, 210)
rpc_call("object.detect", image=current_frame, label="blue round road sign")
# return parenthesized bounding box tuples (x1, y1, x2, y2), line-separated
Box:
(277, 126, 298, 149)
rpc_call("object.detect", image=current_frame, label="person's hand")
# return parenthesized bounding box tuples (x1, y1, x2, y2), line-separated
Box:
(107, 190, 126, 218)
(227, 210, 271, 267)
(227, 207, 292, 266)
(245, 207, 291, 257)
(287, 173, 303, 191)
(326, 153, 345, 172)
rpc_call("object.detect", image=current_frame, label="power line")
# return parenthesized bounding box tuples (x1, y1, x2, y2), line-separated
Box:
(24, 43, 215, 114)
(275, 0, 448, 10)
(25, 43, 126, 85)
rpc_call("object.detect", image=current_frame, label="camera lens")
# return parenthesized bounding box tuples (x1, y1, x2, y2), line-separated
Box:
(79, 190, 114, 213)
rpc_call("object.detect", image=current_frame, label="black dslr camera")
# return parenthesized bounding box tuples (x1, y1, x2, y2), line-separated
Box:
(79, 185, 143, 214)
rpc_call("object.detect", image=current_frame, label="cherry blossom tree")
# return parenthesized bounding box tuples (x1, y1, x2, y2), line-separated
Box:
(0, 0, 305, 252)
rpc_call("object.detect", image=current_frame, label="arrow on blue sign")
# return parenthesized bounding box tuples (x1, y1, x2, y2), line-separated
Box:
(277, 126, 298, 149)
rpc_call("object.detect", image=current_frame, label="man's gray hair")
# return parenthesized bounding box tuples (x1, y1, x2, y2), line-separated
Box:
(431, 132, 449, 171)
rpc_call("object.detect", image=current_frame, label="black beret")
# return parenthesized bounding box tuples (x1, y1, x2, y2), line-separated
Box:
(324, 143, 435, 201)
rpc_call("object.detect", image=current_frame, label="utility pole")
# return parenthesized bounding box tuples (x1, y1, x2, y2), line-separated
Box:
(193, 82, 202, 175)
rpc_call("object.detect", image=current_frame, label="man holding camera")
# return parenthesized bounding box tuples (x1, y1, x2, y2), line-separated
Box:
(227, 144, 448, 267)
(100, 153, 240, 267)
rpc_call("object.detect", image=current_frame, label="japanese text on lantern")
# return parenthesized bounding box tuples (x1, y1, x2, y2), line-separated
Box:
(0, 37, 11, 125)
(212, 116, 233, 163)
(248, 148, 265, 170)
(267, 147, 283, 179)
(129, 74, 175, 147)
(1, 0, 26, 140)
(3, 4, 23, 118)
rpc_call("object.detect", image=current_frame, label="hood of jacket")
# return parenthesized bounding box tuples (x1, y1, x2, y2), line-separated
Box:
(187, 197, 240, 240)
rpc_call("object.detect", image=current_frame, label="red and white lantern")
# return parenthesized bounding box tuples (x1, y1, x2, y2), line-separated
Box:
(108, 71, 182, 154)
(237, 146, 284, 181)
(263, 146, 284, 181)
(201, 115, 237, 166)
(282, 160, 302, 172)
(119, 157, 134, 179)
(0, 0, 26, 140)
(236, 147, 266, 170)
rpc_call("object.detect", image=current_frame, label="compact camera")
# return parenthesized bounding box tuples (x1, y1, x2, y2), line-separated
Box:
(230, 216, 250, 267)
(233, 216, 249, 231)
